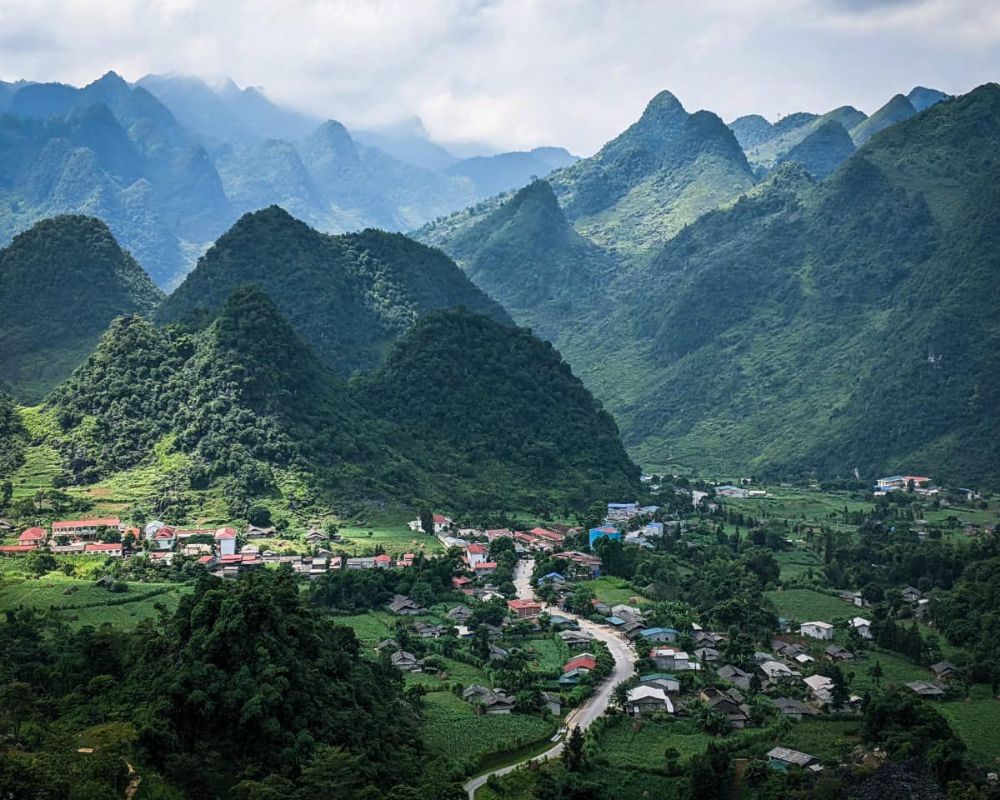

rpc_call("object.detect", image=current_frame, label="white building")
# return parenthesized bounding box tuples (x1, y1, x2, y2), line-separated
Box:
(215, 527, 237, 557)
(849, 617, 872, 639)
(799, 621, 834, 640)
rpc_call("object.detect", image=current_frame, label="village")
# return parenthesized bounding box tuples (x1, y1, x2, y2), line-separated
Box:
(0, 474, 997, 793)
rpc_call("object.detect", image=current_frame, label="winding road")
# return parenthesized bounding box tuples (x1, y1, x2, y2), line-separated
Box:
(463, 559, 637, 798)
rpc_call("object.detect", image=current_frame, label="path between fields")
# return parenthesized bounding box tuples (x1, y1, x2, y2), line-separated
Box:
(125, 761, 141, 800)
(463, 559, 637, 799)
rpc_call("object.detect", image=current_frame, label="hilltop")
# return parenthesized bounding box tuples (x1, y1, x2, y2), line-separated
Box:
(0, 215, 163, 402)
(44, 284, 638, 512)
(158, 206, 511, 376)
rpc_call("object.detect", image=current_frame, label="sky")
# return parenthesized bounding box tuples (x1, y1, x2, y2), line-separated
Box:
(0, 0, 998, 154)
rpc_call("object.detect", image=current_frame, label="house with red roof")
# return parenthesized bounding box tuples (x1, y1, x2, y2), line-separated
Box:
(18, 527, 47, 546)
(529, 527, 565, 544)
(507, 599, 543, 619)
(465, 542, 488, 568)
(152, 526, 176, 552)
(215, 527, 237, 556)
(563, 654, 597, 673)
(452, 576, 472, 589)
(473, 561, 497, 575)
(52, 518, 122, 539)
(374, 554, 393, 568)
(0, 544, 38, 555)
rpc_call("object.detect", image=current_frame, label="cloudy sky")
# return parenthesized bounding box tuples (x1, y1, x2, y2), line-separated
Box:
(0, 0, 997, 154)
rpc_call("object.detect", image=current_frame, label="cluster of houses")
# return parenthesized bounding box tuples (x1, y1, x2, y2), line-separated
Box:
(0, 518, 131, 556)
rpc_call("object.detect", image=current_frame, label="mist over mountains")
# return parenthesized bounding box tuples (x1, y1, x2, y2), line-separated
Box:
(0, 71, 576, 288)
(3, 67, 998, 488)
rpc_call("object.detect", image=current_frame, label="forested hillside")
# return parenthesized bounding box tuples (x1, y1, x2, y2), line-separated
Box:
(158, 206, 511, 376)
(0, 215, 163, 402)
(44, 285, 638, 512)
(0, 71, 577, 289)
(423, 84, 1000, 486)
(358, 309, 639, 510)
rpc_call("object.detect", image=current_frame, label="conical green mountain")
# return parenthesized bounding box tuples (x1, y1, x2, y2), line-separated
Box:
(549, 91, 756, 256)
(444, 180, 611, 338)
(0, 215, 163, 403)
(907, 86, 950, 112)
(49, 286, 638, 508)
(359, 308, 640, 508)
(158, 206, 511, 375)
(744, 105, 867, 172)
(564, 83, 1000, 485)
(49, 286, 418, 498)
(777, 119, 856, 178)
(850, 93, 918, 144)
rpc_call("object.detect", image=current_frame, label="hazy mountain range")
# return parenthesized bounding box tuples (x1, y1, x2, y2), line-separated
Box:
(4, 69, 998, 488)
(0, 71, 577, 288)
(418, 83, 1000, 486)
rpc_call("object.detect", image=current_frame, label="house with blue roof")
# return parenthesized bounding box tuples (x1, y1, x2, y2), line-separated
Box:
(589, 525, 621, 548)
(639, 627, 679, 643)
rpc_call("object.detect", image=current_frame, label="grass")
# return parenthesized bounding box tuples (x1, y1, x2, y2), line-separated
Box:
(0, 572, 192, 630)
(522, 636, 570, 674)
(595, 717, 717, 770)
(776, 549, 824, 582)
(337, 512, 444, 557)
(764, 588, 854, 622)
(938, 686, 1000, 768)
(779, 717, 861, 760)
(588, 576, 651, 607)
(333, 611, 398, 649)
(421, 691, 556, 776)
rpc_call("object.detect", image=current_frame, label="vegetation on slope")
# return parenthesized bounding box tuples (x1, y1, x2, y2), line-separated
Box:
(47, 286, 638, 513)
(158, 206, 511, 375)
(443, 180, 613, 338)
(357, 308, 640, 511)
(0, 215, 163, 403)
(0, 569, 452, 799)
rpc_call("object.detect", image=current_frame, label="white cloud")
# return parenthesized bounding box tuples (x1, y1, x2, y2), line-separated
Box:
(0, 0, 997, 154)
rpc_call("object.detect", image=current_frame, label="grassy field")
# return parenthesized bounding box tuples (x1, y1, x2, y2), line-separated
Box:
(337, 512, 444, 556)
(595, 717, 717, 770)
(333, 611, 399, 648)
(422, 691, 556, 776)
(776, 549, 824, 582)
(723, 487, 872, 529)
(588, 576, 651, 607)
(522, 636, 570, 674)
(939, 686, 1000, 768)
(0, 572, 192, 630)
(764, 588, 854, 621)
(779, 717, 862, 760)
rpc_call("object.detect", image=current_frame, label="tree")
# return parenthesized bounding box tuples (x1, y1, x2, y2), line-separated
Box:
(248, 504, 272, 527)
(612, 682, 630, 712)
(868, 660, 884, 686)
(26, 551, 56, 576)
(830, 665, 850, 710)
(420, 508, 435, 536)
(563, 725, 587, 772)
(0, 681, 35, 743)
(664, 746, 682, 776)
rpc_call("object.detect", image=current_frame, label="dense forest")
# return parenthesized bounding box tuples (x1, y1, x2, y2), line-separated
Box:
(423, 83, 1000, 487)
(0, 569, 463, 799)
(0, 215, 163, 402)
(44, 286, 639, 513)
(157, 206, 511, 377)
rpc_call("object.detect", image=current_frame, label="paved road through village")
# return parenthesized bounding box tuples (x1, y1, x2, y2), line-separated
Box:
(464, 558, 637, 798)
